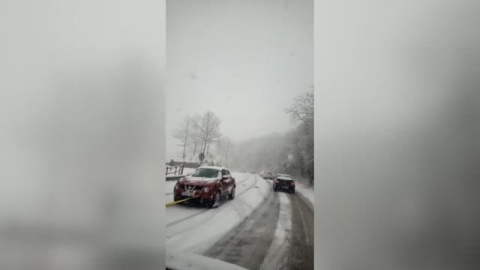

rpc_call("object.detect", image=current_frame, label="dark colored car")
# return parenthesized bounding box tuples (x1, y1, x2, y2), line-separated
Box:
(173, 166, 236, 208)
(273, 176, 295, 193)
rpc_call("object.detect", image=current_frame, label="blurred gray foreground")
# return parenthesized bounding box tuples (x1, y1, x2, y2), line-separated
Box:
(0, 1, 165, 269)
(316, 1, 480, 270)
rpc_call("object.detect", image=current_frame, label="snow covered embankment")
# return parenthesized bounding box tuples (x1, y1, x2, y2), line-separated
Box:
(295, 182, 314, 210)
(167, 252, 248, 270)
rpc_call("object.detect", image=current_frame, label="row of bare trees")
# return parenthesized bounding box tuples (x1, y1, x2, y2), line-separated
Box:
(285, 90, 314, 181)
(286, 91, 314, 132)
(173, 111, 222, 161)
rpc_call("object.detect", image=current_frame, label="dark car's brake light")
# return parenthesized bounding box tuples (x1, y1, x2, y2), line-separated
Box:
(291, 182, 295, 185)
(275, 180, 279, 183)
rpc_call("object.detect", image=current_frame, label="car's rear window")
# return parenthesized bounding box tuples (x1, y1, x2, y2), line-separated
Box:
(191, 168, 220, 178)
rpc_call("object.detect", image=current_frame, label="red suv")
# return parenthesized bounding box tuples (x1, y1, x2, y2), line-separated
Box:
(173, 166, 236, 208)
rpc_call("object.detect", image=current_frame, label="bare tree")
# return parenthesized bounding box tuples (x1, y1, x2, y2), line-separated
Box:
(285, 91, 314, 131)
(189, 114, 202, 159)
(285, 91, 314, 183)
(214, 136, 231, 165)
(199, 111, 222, 155)
(173, 116, 192, 161)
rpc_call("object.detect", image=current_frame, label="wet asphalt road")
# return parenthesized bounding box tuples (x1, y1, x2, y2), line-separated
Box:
(287, 192, 314, 270)
(203, 179, 314, 270)
(203, 185, 279, 269)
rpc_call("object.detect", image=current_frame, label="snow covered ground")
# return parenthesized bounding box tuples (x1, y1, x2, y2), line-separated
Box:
(167, 252, 248, 270)
(166, 173, 313, 269)
(295, 182, 314, 207)
(166, 172, 270, 254)
(166, 174, 315, 269)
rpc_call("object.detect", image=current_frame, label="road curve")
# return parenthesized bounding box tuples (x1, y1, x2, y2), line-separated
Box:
(203, 186, 279, 269)
(203, 179, 314, 270)
(287, 190, 314, 270)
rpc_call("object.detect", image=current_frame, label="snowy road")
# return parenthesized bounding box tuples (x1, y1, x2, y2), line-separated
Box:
(287, 190, 314, 270)
(166, 173, 269, 253)
(166, 173, 314, 270)
(204, 184, 280, 269)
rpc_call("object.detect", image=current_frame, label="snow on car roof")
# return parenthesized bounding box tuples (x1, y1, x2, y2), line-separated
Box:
(277, 176, 293, 180)
(197, 166, 228, 171)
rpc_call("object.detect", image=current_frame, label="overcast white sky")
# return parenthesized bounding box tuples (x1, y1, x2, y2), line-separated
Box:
(166, 0, 313, 159)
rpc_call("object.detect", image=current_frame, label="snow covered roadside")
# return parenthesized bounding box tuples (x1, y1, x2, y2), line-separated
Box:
(295, 182, 314, 211)
(167, 251, 248, 270)
(260, 192, 292, 270)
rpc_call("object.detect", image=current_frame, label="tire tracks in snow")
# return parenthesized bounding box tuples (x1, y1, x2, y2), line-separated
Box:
(284, 192, 314, 270)
(203, 186, 279, 270)
(260, 192, 292, 270)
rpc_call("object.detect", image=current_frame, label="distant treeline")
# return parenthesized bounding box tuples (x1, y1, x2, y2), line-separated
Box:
(227, 91, 314, 185)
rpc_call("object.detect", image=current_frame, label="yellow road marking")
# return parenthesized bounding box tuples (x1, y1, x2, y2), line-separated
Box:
(166, 196, 200, 207)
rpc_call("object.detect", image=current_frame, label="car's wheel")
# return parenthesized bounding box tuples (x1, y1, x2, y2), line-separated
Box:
(228, 186, 236, 200)
(210, 191, 221, 208)
(291, 189, 295, 194)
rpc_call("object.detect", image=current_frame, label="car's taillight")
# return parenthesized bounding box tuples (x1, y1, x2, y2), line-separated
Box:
(291, 182, 295, 185)
(275, 180, 279, 183)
